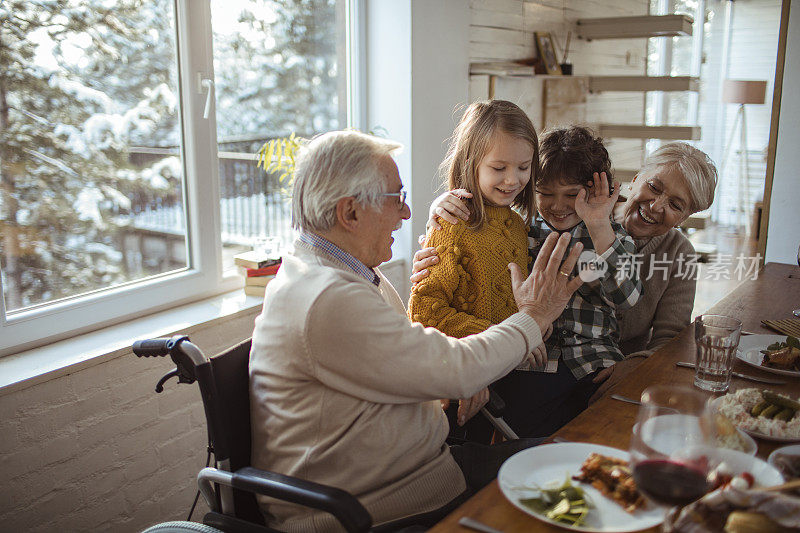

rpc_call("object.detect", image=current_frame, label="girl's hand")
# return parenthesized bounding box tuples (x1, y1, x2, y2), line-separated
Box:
(428, 189, 472, 230)
(457, 387, 490, 426)
(574, 172, 621, 226)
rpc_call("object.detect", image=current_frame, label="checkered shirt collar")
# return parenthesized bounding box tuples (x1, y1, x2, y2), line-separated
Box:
(299, 232, 380, 286)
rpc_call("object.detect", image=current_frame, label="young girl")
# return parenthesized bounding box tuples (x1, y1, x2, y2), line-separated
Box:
(416, 126, 643, 438)
(407, 100, 543, 436)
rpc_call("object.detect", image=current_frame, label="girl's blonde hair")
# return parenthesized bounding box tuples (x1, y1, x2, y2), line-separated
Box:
(439, 100, 538, 227)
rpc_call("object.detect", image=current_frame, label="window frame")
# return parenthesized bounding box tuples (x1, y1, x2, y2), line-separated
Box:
(0, 0, 359, 357)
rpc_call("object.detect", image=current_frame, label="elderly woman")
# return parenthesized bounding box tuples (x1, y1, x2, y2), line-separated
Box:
(412, 141, 718, 410)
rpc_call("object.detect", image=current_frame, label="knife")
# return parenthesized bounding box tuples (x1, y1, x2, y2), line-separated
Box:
(675, 362, 786, 385)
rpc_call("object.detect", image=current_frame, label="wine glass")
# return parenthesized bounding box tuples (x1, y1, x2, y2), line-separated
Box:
(629, 385, 717, 507)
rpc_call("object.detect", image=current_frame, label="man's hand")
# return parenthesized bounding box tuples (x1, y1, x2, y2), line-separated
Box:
(509, 232, 584, 333)
(427, 189, 472, 231)
(456, 387, 490, 426)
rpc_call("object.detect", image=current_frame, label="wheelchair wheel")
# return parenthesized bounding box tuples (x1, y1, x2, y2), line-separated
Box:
(141, 521, 223, 533)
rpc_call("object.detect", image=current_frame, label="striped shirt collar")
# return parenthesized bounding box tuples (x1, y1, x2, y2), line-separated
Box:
(299, 232, 380, 286)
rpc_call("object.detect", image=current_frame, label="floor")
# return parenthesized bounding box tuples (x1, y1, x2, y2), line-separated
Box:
(687, 223, 759, 319)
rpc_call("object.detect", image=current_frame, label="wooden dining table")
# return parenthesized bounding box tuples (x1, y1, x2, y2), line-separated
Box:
(430, 262, 800, 532)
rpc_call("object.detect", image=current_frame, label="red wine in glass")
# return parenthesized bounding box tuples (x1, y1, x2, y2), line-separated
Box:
(632, 459, 710, 506)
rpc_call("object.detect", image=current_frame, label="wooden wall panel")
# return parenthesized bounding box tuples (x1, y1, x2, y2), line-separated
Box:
(470, 0, 649, 173)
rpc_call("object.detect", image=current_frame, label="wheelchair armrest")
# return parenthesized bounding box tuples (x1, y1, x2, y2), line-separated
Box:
(198, 467, 372, 533)
(485, 388, 506, 417)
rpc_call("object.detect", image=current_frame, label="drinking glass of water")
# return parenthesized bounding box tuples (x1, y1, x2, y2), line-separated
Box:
(693, 314, 742, 393)
(630, 385, 716, 507)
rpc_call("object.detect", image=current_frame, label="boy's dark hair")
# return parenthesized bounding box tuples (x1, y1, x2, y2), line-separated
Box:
(537, 126, 612, 186)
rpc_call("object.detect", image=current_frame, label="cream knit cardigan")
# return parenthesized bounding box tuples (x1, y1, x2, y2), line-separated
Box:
(249, 240, 543, 532)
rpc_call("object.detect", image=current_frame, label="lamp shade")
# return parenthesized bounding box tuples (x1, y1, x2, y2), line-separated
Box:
(722, 80, 767, 104)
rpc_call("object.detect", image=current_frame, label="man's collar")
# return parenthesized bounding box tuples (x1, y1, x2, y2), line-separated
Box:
(298, 232, 380, 286)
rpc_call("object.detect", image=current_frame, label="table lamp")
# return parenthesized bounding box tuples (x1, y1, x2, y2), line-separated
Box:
(721, 79, 767, 233)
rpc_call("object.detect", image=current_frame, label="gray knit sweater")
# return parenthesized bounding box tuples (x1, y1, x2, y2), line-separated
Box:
(617, 228, 697, 358)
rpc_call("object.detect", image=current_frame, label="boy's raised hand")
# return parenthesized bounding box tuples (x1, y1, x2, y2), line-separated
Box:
(574, 171, 621, 226)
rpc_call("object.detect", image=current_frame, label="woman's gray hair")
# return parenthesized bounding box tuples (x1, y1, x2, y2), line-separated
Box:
(639, 142, 718, 213)
(291, 130, 403, 232)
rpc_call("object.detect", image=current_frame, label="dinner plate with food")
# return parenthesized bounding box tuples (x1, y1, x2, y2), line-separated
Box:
(736, 334, 800, 377)
(497, 442, 666, 532)
(713, 388, 800, 442)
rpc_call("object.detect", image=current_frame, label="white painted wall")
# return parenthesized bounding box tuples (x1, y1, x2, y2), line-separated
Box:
(368, 0, 470, 301)
(765, 0, 800, 265)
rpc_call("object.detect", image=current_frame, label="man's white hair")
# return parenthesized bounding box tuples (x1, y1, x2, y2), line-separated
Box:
(639, 142, 718, 213)
(292, 130, 403, 232)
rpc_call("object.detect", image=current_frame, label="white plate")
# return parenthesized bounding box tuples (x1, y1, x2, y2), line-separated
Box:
(711, 396, 800, 443)
(736, 334, 800, 377)
(497, 442, 666, 532)
(706, 447, 784, 486)
(633, 414, 757, 456)
(768, 444, 800, 478)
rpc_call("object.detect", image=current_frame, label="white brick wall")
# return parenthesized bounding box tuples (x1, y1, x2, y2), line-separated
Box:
(0, 310, 258, 532)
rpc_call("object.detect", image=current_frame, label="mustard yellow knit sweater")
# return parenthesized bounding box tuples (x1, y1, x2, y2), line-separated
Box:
(408, 205, 530, 339)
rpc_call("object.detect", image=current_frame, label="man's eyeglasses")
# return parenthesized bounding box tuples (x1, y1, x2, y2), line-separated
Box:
(381, 190, 407, 206)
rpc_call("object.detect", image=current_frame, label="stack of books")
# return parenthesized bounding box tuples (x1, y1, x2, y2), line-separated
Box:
(234, 251, 281, 297)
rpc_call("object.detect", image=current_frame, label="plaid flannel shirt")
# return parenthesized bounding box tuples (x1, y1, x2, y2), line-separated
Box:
(528, 218, 643, 379)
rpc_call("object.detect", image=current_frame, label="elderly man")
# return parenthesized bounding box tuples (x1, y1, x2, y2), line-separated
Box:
(249, 131, 583, 531)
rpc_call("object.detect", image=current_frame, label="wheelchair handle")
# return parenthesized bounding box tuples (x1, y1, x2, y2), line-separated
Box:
(133, 335, 188, 357)
(133, 335, 209, 392)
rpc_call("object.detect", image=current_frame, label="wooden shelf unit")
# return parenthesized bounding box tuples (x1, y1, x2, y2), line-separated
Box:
(588, 76, 699, 93)
(576, 15, 694, 40)
(598, 124, 701, 140)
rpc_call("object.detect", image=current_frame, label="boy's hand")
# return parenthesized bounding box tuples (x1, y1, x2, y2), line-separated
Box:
(574, 172, 620, 226)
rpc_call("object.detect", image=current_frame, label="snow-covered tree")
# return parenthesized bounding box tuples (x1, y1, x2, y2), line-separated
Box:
(0, 0, 341, 311)
(0, 1, 179, 310)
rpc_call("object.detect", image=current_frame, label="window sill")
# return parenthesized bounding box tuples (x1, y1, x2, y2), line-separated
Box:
(0, 290, 264, 396)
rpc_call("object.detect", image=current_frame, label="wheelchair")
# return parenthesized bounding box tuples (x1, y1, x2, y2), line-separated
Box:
(132, 335, 483, 533)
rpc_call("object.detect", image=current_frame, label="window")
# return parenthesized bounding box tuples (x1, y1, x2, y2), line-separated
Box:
(0, 0, 357, 356)
(210, 0, 350, 270)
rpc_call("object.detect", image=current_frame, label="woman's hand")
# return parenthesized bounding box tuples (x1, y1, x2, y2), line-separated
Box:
(575, 172, 621, 226)
(456, 387, 490, 426)
(542, 323, 553, 341)
(428, 189, 472, 231)
(530, 342, 548, 369)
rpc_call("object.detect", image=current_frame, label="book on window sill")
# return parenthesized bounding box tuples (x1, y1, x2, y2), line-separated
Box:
(245, 274, 276, 287)
(234, 250, 282, 270)
(244, 262, 281, 277)
(244, 284, 268, 297)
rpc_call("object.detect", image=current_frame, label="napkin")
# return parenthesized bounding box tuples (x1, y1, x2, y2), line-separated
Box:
(762, 319, 800, 338)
